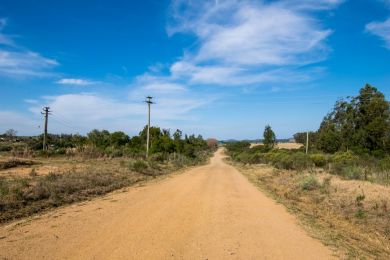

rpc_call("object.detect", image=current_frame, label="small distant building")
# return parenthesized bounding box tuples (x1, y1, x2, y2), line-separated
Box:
(207, 138, 218, 148)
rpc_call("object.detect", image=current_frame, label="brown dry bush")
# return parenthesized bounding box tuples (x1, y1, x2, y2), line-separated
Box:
(0, 159, 35, 170)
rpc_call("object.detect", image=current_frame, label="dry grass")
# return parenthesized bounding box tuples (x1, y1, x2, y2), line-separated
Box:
(230, 161, 390, 259)
(250, 142, 303, 149)
(277, 142, 303, 149)
(0, 157, 128, 178)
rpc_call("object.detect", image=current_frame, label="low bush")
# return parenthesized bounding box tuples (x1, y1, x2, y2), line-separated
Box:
(299, 175, 320, 191)
(131, 160, 150, 174)
(0, 144, 12, 152)
(291, 152, 314, 170)
(309, 153, 327, 167)
(330, 164, 364, 180)
(0, 159, 35, 170)
(331, 151, 359, 165)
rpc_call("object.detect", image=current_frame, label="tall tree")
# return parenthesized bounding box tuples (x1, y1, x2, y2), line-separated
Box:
(354, 84, 390, 152)
(317, 84, 390, 154)
(263, 125, 276, 150)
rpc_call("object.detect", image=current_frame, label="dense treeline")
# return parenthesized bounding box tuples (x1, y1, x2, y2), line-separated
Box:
(0, 126, 212, 162)
(295, 84, 390, 156)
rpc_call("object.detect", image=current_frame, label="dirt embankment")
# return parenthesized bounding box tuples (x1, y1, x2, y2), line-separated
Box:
(0, 149, 334, 259)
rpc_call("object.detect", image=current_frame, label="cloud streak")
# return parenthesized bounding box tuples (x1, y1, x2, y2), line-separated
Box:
(56, 78, 97, 86)
(366, 18, 390, 49)
(0, 18, 58, 78)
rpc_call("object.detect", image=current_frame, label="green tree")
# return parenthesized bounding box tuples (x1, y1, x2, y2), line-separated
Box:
(263, 125, 276, 150)
(317, 117, 342, 153)
(293, 131, 317, 148)
(316, 84, 390, 155)
(354, 84, 390, 153)
(87, 129, 111, 148)
(110, 131, 130, 147)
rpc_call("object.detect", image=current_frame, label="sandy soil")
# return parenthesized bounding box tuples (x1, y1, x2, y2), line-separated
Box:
(0, 157, 119, 177)
(0, 149, 334, 259)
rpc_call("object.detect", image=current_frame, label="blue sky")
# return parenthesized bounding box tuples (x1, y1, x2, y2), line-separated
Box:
(0, 0, 389, 140)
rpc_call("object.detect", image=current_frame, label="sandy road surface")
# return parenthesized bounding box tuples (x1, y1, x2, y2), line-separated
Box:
(0, 149, 334, 259)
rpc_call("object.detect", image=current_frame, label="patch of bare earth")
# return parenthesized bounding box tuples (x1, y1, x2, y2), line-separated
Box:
(230, 161, 390, 259)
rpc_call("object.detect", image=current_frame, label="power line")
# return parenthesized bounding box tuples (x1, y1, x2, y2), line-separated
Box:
(51, 112, 76, 126)
(50, 114, 81, 132)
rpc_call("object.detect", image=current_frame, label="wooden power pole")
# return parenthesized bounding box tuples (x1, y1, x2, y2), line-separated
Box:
(305, 131, 309, 155)
(144, 96, 154, 158)
(41, 107, 51, 151)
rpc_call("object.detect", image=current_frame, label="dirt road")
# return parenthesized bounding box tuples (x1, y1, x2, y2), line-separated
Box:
(0, 149, 334, 259)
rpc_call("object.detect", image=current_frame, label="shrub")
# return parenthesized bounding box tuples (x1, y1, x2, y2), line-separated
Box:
(331, 151, 359, 165)
(0, 144, 12, 152)
(275, 153, 294, 170)
(321, 176, 332, 193)
(55, 148, 67, 155)
(0, 159, 35, 170)
(291, 152, 314, 170)
(235, 152, 263, 164)
(300, 175, 320, 191)
(149, 152, 166, 162)
(250, 145, 269, 153)
(330, 164, 364, 180)
(131, 160, 149, 174)
(309, 153, 327, 167)
(379, 157, 390, 171)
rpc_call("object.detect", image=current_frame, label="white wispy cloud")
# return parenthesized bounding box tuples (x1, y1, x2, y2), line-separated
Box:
(0, 18, 58, 77)
(276, 0, 345, 11)
(56, 78, 97, 86)
(366, 18, 390, 49)
(155, 0, 338, 88)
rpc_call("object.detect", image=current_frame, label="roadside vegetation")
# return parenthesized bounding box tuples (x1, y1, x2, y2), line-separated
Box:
(227, 84, 390, 185)
(226, 84, 390, 258)
(0, 126, 216, 223)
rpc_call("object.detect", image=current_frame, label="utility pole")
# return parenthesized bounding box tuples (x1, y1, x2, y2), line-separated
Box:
(41, 107, 51, 151)
(144, 96, 154, 158)
(306, 131, 309, 155)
